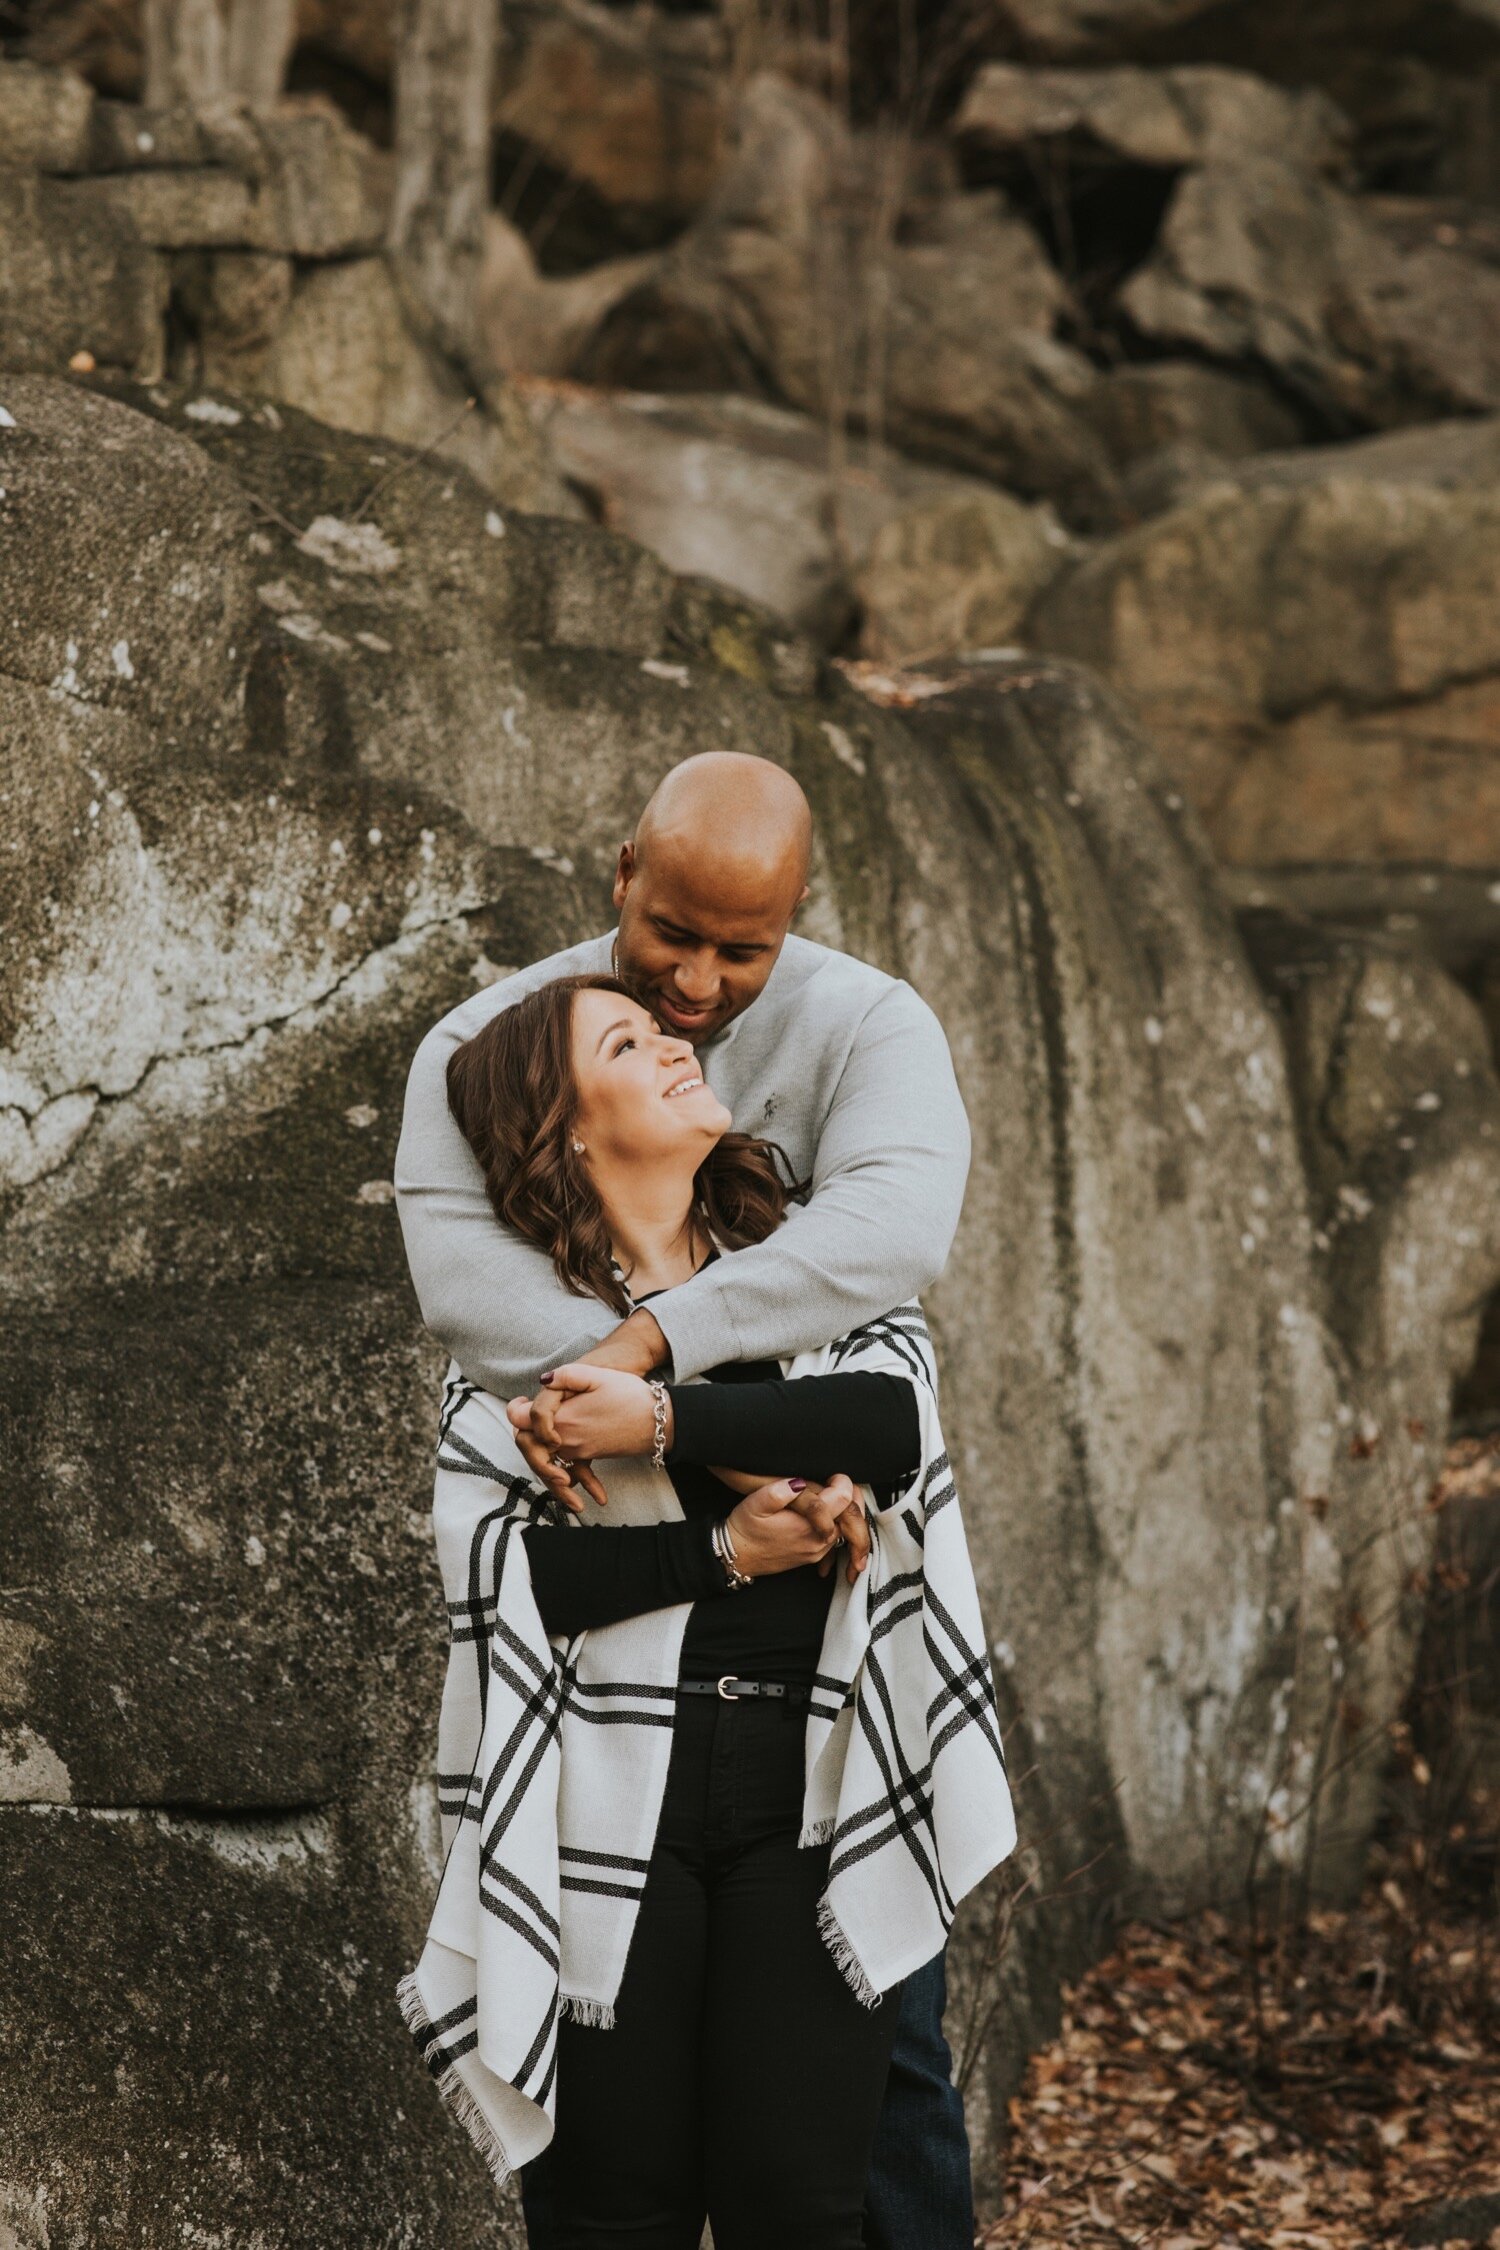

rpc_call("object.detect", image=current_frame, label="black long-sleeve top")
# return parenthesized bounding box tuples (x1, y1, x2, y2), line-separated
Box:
(523, 1366, 920, 1685)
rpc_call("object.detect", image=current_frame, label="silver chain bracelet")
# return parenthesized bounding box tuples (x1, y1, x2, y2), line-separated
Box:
(648, 1379, 669, 1470)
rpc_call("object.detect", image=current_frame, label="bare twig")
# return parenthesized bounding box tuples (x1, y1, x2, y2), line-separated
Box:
(350, 396, 477, 519)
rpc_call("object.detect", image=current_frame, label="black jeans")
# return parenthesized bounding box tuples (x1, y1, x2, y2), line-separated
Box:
(521, 1691, 904, 2250)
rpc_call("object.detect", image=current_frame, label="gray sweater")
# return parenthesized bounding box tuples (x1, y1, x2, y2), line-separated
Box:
(393, 932, 971, 1393)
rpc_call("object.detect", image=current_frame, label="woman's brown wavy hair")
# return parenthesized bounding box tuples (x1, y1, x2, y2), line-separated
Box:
(446, 974, 798, 1317)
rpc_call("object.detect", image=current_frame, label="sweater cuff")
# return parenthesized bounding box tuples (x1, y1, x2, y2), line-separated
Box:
(647, 1278, 742, 1384)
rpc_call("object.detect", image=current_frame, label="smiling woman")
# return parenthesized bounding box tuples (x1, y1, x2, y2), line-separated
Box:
(444, 974, 800, 1315)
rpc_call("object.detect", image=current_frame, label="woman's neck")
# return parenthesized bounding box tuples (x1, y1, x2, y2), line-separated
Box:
(596, 1163, 705, 1298)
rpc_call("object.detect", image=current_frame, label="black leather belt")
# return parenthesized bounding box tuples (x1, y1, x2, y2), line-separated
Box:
(678, 1676, 809, 1705)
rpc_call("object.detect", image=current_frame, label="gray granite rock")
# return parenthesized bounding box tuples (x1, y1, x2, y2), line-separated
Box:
(956, 61, 1351, 177)
(0, 171, 166, 379)
(1028, 427, 1500, 867)
(1122, 157, 1500, 426)
(0, 58, 93, 169)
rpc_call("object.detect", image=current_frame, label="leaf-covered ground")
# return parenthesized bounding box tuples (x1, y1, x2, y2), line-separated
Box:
(983, 1882, 1496, 2247)
(983, 1442, 1499, 2250)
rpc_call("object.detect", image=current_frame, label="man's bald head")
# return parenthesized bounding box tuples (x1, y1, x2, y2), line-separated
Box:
(633, 753, 812, 905)
(612, 754, 814, 1042)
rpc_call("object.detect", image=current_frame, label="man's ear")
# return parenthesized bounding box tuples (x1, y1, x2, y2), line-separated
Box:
(611, 840, 635, 911)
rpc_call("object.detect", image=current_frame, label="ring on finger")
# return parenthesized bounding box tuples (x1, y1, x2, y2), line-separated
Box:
(551, 1453, 574, 1472)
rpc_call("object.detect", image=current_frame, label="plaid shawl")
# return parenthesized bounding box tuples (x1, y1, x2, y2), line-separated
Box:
(397, 1305, 1016, 2187)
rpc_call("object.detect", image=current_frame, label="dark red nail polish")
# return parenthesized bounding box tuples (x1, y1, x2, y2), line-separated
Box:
(789, 1478, 807, 1492)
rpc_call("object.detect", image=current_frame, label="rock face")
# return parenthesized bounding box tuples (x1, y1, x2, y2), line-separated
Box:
(1121, 157, 1500, 425)
(574, 73, 1124, 526)
(856, 489, 1072, 663)
(0, 59, 567, 513)
(1028, 417, 1500, 868)
(524, 384, 1019, 644)
(956, 61, 1352, 176)
(4, 376, 1500, 2237)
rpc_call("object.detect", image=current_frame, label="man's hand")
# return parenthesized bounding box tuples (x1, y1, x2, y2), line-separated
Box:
(716, 1468, 870, 1583)
(725, 1473, 870, 1587)
(807, 1473, 870, 1585)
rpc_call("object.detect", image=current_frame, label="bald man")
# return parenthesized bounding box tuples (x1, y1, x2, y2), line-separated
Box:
(394, 752, 976, 2250)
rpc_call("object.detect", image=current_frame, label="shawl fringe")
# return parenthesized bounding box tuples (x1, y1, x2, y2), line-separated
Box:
(816, 1895, 881, 2010)
(798, 1815, 837, 1847)
(396, 1972, 515, 2190)
(559, 1993, 617, 2030)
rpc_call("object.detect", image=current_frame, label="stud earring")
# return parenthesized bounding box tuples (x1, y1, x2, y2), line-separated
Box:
(572, 1138, 585, 1155)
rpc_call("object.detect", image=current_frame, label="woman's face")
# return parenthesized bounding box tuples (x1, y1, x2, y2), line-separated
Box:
(570, 988, 731, 1170)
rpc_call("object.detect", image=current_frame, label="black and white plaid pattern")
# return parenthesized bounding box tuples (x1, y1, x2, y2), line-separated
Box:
(398, 1309, 1016, 2187)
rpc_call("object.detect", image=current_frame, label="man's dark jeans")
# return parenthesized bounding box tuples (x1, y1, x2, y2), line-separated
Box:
(863, 1949, 975, 2250)
(521, 1944, 973, 2249)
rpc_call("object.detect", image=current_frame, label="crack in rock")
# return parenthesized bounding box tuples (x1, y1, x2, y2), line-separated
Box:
(1, 910, 479, 1192)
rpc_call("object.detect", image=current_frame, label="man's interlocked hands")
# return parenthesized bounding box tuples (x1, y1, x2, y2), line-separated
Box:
(506, 1357, 870, 1585)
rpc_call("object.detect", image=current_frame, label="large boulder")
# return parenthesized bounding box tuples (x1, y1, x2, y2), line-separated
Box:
(1079, 358, 1308, 517)
(1404, 1438, 1500, 1871)
(256, 256, 563, 511)
(1028, 418, 1500, 868)
(970, 9, 1500, 218)
(983, 0, 1500, 69)
(0, 54, 94, 166)
(1121, 156, 1500, 425)
(491, 0, 727, 244)
(956, 61, 1351, 176)
(1074, 361, 1305, 474)
(65, 100, 391, 256)
(295, 0, 730, 253)
(479, 209, 656, 378)
(523, 383, 1022, 644)
(4, 375, 1500, 2233)
(855, 488, 1072, 663)
(0, 168, 167, 379)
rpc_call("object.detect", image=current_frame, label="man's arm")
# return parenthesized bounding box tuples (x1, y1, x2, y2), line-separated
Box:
(394, 1014, 621, 1397)
(397, 972, 968, 1396)
(650, 980, 970, 1380)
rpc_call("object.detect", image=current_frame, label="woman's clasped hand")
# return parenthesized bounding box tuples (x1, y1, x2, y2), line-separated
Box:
(506, 1365, 870, 1583)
